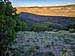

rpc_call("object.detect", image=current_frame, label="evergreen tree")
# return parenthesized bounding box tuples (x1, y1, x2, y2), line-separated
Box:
(0, 1, 16, 55)
(0, 1, 28, 55)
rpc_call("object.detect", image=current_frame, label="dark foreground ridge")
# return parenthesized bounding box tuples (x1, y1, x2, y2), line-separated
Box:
(19, 12, 75, 29)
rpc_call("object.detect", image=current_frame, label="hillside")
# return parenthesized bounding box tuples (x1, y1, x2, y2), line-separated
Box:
(9, 31, 75, 56)
(16, 5, 75, 17)
(19, 12, 75, 29)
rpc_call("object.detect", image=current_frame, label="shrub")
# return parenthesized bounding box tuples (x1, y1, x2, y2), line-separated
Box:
(53, 29, 59, 32)
(64, 24, 75, 31)
(34, 46, 40, 49)
(32, 39, 37, 42)
(15, 21, 28, 32)
(72, 50, 75, 54)
(29, 46, 40, 52)
(61, 48, 67, 54)
(47, 51, 55, 56)
(29, 46, 36, 52)
(69, 29, 75, 33)
(64, 39, 73, 44)
(26, 40, 30, 42)
(32, 23, 51, 32)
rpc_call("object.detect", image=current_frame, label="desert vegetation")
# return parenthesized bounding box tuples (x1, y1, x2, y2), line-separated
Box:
(7, 31, 75, 56)
(0, 1, 27, 55)
(0, 0, 75, 56)
(32, 23, 51, 32)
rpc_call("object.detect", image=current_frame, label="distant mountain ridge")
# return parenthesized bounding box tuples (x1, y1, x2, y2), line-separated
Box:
(16, 4, 75, 17)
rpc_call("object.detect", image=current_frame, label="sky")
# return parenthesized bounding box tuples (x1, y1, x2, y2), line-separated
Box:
(11, 0, 75, 7)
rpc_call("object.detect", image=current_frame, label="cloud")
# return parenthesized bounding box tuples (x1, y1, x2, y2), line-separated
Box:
(11, 0, 75, 7)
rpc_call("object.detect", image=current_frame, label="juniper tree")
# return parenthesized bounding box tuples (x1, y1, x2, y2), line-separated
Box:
(0, 1, 16, 56)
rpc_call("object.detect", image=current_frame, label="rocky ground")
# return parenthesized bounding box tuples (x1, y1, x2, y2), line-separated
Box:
(7, 31, 75, 56)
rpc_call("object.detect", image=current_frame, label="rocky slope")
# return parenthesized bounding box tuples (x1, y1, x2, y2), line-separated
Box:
(8, 31, 75, 56)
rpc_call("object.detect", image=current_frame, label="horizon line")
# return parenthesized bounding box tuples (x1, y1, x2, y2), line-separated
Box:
(13, 4, 75, 7)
